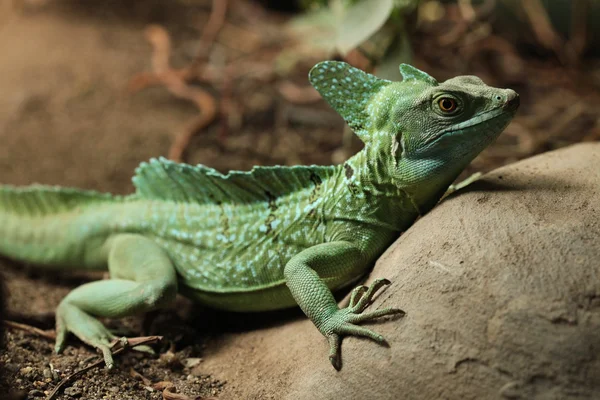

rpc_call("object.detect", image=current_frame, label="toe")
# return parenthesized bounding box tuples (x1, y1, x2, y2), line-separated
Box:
(328, 334, 341, 370)
(55, 319, 67, 354)
(98, 344, 115, 369)
(349, 286, 367, 308)
(338, 323, 385, 343)
(348, 307, 405, 323)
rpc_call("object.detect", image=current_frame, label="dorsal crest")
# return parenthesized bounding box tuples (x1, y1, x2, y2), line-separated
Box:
(309, 61, 391, 141)
(132, 158, 336, 204)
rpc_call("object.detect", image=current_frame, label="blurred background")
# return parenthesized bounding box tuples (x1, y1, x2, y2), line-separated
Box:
(1, 0, 599, 397)
(0, 0, 598, 193)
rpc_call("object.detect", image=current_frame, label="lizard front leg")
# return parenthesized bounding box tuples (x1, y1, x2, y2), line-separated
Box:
(55, 234, 178, 368)
(284, 241, 404, 370)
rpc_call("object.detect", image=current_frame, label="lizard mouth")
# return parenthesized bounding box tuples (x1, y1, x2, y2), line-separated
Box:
(424, 106, 512, 146)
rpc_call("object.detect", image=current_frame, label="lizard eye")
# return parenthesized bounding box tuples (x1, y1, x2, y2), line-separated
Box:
(438, 97, 457, 113)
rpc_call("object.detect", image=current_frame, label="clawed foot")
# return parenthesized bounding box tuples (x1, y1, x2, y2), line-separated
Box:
(55, 303, 154, 368)
(323, 278, 405, 370)
(55, 302, 119, 368)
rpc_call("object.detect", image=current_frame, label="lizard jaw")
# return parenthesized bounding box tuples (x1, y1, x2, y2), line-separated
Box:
(423, 106, 515, 148)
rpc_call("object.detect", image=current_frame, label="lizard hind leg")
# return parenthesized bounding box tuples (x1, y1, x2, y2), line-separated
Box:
(55, 234, 178, 368)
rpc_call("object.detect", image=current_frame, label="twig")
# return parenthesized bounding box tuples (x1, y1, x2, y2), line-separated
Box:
(5, 320, 56, 341)
(130, 367, 153, 386)
(521, 0, 573, 64)
(131, 369, 216, 400)
(216, 64, 235, 144)
(460, 35, 525, 81)
(46, 336, 162, 400)
(568, 0, 589, 61)
(161, 384, 215, 400)
(146, 24, 171, 73)
(546, 101, 587, 139)
(129, 25, 218, 162)
(457, 0, 496, 21)
(128, 0, 230, 93)
(189, 0, 229, 73)
(457, 0, 476, 22)
(437, 20, 468, 47)
(168, 95, 217, 162)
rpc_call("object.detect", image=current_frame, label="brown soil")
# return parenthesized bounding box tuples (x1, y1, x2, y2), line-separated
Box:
(0, 1, 598, 399)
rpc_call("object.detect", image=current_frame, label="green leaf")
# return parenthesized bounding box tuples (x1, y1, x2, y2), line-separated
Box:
(335, 0, 395, 55)
(374, 30, 413, 80)
(287, 8, 338, 53)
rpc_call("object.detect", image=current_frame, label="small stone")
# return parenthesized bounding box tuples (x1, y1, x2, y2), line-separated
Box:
(49, 363, 60, 380)
(19, 366, 33, 375)
(42, 368, 53, 379)
(19, 366, 38, 380)
(27, 389, 44, 397)
(64, 386, 83, 397)
(3, 362, 19, 373)
(182, 357, 202, 368)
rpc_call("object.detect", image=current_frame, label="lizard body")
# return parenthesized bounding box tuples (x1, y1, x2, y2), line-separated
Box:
(0, 62, 519, 369)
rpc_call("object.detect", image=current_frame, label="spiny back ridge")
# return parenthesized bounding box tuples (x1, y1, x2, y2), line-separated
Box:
(132, 157, 338, 205)
(0, 184, 115, 217)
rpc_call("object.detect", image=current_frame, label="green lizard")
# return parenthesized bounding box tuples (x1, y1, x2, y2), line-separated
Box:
(0, 61, 519, 370)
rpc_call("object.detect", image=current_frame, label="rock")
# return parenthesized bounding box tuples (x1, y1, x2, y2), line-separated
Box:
(19, 366, 35, 380)
(197, 143, 600, 400)
(27, 389, 44, 397)
(3, 363, 19, 373)
(64, 386, 83, 398)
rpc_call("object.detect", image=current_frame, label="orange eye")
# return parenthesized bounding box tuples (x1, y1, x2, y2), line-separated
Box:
(438, 98, 457, 113)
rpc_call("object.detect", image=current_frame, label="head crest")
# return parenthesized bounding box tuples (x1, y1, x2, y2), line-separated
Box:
(309, 61, 391, 141)
(399, 64, 437, 86)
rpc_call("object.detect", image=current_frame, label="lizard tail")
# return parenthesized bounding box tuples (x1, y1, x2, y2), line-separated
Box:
(0, 184, 116, 269)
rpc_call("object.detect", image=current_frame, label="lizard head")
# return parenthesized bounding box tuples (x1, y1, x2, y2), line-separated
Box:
(310, 61, 519, 208)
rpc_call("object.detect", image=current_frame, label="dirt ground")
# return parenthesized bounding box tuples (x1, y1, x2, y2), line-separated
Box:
(0, 0, 598, 399)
